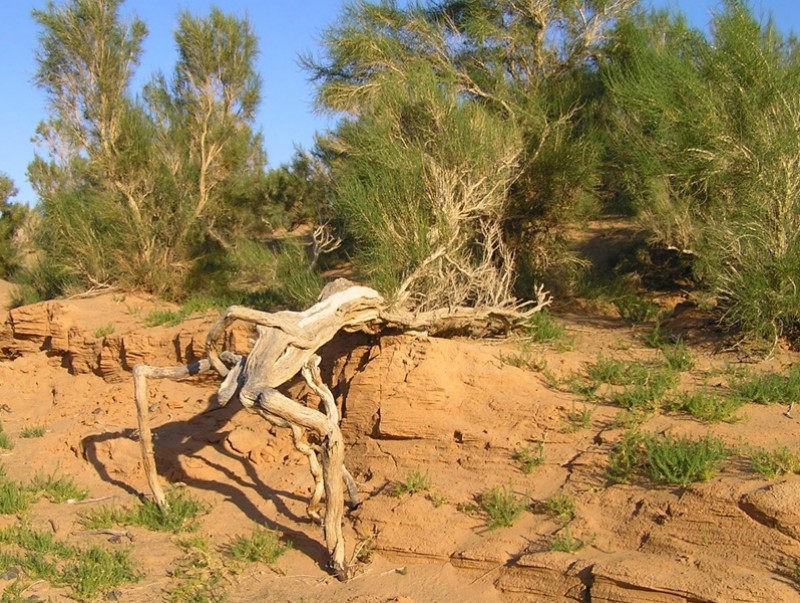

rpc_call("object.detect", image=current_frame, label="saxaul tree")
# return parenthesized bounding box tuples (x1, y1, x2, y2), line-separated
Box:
(305, 0, 637, 303)
(29, 0, 266, 296)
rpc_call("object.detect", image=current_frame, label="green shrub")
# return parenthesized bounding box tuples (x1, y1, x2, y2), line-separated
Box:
(393, 469, 432, 497)
(526, 310, 566, 343)
(606, 429, 645, 485)
(480, 486, 528, 529)
(543, 492, 576, 522)
(227, 527, 291, 564)
(513, 443, 545, 474)
(81, 489, 207, 533)
(665, 391, 743, 423)
(643, 434, 730, 487)
(729, 367, 800, 405)
(749, 446, 800, 479)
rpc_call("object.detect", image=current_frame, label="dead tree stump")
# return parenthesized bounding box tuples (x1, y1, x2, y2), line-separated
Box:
(132, 279, 549, 580)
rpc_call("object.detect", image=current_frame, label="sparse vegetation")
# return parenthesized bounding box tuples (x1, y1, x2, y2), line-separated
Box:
(227, 527, 291, 564)
(665, 391, 743, 423)
(19, 425, 46, 439)
(543, 492, 576, 522)
(0, 421, 13, 450)
(749, 447, 800, 479)
(564, 405, 594, 432)
(513, 443, 545, 474)
(526, 310, 567, 343)
(81, 489, 207, 533)
(549, 527, 584, 553)
(167, 535, 227, 603)
(480, 486, 528, 529)
(729, 367, 800, 406)
(30, 472, 88, 503)
(393, 469, 433, 497)
(0, 521, 138, 600)
(93, 324, 115, 338)
(643, 434, 730, 487)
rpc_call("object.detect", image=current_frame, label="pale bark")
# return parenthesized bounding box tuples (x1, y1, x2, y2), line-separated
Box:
(132, 279, 547, 580)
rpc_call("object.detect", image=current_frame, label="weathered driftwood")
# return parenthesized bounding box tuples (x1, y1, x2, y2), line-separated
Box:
(132, 279, 549, 580)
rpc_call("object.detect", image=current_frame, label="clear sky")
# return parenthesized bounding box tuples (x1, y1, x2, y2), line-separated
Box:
(1, 0, 799, 206)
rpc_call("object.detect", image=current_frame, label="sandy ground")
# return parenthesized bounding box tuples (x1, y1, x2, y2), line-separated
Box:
(2, 281, 800, 602)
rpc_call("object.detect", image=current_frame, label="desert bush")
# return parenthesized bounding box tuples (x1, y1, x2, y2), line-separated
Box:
(748, 446, 800, 479)
(607, 2, 800, 341)
(227, 527, 291, 564)
(665, 391, 742, 423)
(480, 486, 528, 529)
(643, 433, 730, 487)
(729, 366, 800, 405)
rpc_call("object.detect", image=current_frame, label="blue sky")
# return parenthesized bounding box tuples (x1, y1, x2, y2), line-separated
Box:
(1, 0, 799, 206)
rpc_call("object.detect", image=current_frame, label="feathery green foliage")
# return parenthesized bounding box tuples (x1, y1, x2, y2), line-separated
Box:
(607, 1, 800, 341)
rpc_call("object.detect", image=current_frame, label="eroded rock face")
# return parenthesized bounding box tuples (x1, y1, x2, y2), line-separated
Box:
(3, 296, 800, 602)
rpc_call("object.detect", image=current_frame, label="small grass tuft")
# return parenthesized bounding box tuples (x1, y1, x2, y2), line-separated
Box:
(660, 339, 694, 371)
(549, 527, 584, 553)
(543, 492, 576, 522)
(526, 310, 566, 342)
(227, 526, 291, 564)
(168, 535, 227, 603)
(0, 479, 34, 514)
(30, 472, 88, 503)
(480, 486, 528, 529)
(500, 342, 548, 371)
(749, 446, 800, 479)
(606, 429, 645, 485)
(0, 422, 13, 450)
(81, 489, 207, 533)
(93, 324, 115, 338)
(729, 366, 800, 405)
(564, 405, 593, 432)
(643, 433, 730, 487)
(665, 391, 743, 423)
(19, 425, 46, 439)
(393, 469, 432, 497)
(513, 443, 545, 474)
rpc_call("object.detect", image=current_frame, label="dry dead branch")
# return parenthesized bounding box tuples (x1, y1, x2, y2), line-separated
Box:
(132, 278, 549, 580)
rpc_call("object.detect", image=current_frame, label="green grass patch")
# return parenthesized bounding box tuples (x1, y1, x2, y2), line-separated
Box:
(660, 340, 694, 371)
(664, 391, 743, 423)
(526, 310, 566, 343)
(18, 425, 46, 439)
(0, 521, 137, 600)
(548, 527, 584, 553)
(30, 472, 88, 503)
(59, 546, 138, 600)
(564, 405, 593, 432)
(543, 492, 576, 522)
(643, 434, 730, 487)
(610, 366, 678, 411)
(144, 296, 226, 328)
(226, 526, 291, 564)
(480, 486, 528, 529)
(0, 479, 34, 514)
(93, 324, 115, 338)
(393, 469, 432, 497)
(512, 443, 545, 474)
(81, 489, 207, 533)
(729, 366, 800, 405)
(748, 446, 800, 479)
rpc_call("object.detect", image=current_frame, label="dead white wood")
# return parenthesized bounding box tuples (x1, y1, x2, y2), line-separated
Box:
(132, 279, 548, 581)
